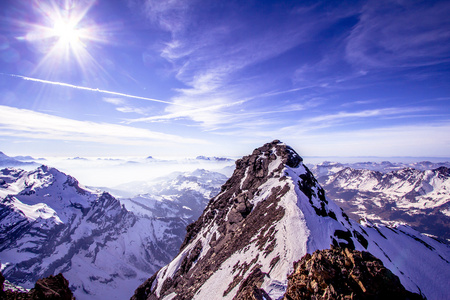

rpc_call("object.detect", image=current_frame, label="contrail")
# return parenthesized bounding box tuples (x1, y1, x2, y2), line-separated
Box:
(2, 73, 197, 108)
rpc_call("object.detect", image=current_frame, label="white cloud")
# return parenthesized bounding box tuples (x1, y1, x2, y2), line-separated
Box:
(103, 97, 148, 115)
(0, 105, 206, 146)
(103, 97, 125, 105)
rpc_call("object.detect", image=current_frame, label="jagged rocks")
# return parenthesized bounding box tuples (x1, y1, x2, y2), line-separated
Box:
(283, 247, 423, 300)
(0, 271, 74, 299)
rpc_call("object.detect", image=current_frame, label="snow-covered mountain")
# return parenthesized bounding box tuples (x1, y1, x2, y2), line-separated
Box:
(119, 169, 228, 223)
(308, 160, 450, 178)
(317, 166, 450, 240)
(132, 140, 450, 300)
(0, 166, 186, 300)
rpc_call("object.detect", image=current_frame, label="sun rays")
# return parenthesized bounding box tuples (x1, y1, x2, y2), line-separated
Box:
(21, 0, 109, 80)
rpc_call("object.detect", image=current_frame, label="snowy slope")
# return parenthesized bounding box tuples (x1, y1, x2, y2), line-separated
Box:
(319, 166, 450, 240)
(0, 166, 186, 300)
(132, 140, 450, 300)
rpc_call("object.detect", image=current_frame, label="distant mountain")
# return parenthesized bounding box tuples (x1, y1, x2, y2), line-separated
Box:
(195, 155, 234, 162)
(132, 141, 449, 300)
(0, 166, 186, 300)
(316, 166, 450, 240)
(12, 155, 45, 161)
(67, 156, 88, 160)
(119, 169, 228, 223)
(0, 152, 37, 168)
(308, 160, 450, 178)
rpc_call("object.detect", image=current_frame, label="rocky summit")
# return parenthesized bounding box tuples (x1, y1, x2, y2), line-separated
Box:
(283, 247, 423, 300)
(131, 140, 450, 300)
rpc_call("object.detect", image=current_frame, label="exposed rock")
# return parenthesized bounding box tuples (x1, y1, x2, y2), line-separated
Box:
(283, 247, 423, 300)
(0, 271, 75, 299)
(232, 267, 270, 300)
(0, 271, 4, 293)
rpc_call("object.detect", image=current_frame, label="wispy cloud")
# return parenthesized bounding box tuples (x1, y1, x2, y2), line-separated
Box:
(340, 99, 379, 107)
(345, 0, 450, 68)
(303, 107, 430, 124)
(0, 105, 206, 145)
(125, 0, 450, 145)
(200, 105, 436, 140)
(131, 1, 354, 130)
(3, 73, 196, 108)
(103, 97, 148, 115)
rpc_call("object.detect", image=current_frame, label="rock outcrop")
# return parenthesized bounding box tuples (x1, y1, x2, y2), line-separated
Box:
(0, 271, 74, 299)
(283, 247, 423, 300)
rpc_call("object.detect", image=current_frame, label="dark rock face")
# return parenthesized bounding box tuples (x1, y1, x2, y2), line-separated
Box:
(231, 267, 270, 300)
(0, 271, 74, 299)
(283, 247, 423, 300)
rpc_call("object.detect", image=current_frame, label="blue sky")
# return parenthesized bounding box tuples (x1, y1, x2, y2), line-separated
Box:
(0, 0, 449, 158)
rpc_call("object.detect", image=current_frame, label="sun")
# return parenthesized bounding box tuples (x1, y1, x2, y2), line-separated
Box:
(52, 19, 82, 46)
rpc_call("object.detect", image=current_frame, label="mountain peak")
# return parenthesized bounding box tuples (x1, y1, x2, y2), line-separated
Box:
(131, 141, 349, 299)
(132, 141, 449, 300)
(245, 139, 302, 168)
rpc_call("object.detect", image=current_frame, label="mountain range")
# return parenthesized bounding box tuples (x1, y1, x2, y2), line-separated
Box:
(0, 166, 185, 300)
(0, 143, 449, 299)
(311, 163, 450, 240)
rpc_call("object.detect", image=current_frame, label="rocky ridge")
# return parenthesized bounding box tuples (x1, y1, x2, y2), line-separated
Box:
(131, 140, 450, 300)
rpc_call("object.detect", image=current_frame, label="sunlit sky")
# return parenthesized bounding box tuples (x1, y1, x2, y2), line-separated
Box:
(0, 0, 449, 158)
